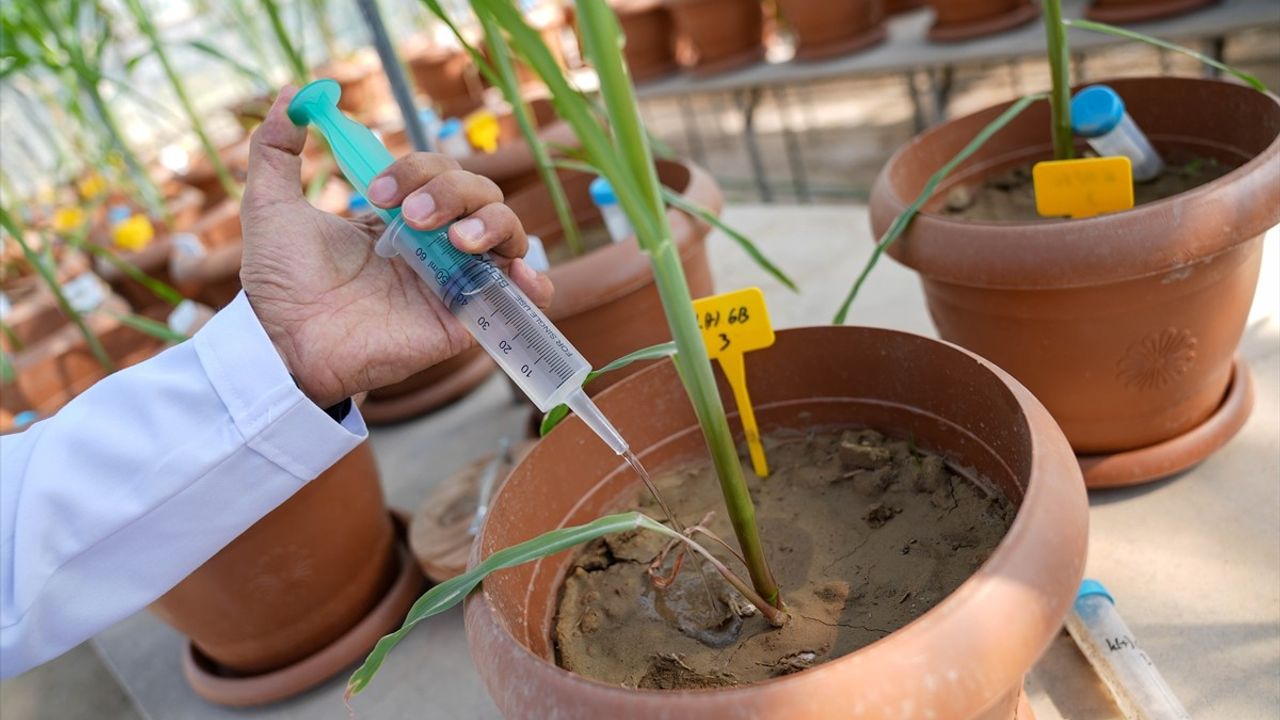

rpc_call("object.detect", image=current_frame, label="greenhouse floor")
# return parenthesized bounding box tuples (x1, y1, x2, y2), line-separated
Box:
(3, 204, 1277, 719)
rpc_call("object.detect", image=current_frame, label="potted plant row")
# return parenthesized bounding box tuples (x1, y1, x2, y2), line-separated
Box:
(339, 4, 1089, 720)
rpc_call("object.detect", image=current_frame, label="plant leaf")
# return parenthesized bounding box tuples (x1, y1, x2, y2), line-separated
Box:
(1064, 19, 1267, 92)
(833, 93, 1048, 324)
(72, 240, 184, 306)
(104, 310, 188, 343)
(552, 159, 798, 291)
(184, 39, 272, 89)
(540, 341, 677, 436)
(346, 512, 651, 699)
(660, 188, 797, 292)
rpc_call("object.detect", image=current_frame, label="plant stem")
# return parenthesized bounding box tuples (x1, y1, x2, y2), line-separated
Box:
(226, 0, 276, 76)
(0, 207, 114, 372)
(574, 0, 784, 607)
(261, 0, 309, 84)
(1043, 0, 1074, 160)
(479, 15, 583, 255)
(124, 0, 242, 201)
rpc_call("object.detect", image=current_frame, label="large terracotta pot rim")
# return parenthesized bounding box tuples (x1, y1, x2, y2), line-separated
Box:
(466, 326, 1088, 716)
(871, 76, 1280, 290)
(512, 158, 723, 318)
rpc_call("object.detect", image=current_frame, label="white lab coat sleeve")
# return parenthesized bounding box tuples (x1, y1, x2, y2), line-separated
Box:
(0, 291, 367, 678)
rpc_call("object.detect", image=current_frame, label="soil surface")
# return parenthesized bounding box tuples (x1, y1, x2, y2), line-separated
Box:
(942, 155, 1236, 222)
(545, 222, 614, 265)
(554, 427, 1015, 689)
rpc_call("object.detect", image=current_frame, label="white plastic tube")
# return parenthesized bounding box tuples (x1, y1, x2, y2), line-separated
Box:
(1065, 580, 1190, 720)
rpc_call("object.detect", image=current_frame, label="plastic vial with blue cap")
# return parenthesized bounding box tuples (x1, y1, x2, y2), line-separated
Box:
(589, 176, 632, 243)
(418, 107, 442, 152)
(1071, 85, 1164, 182)
(437, 118, 472, 159)
(1065, 579, 1190, 720)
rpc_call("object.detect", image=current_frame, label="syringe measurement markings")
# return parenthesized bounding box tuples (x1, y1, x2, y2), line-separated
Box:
(477, 281, 574, 382)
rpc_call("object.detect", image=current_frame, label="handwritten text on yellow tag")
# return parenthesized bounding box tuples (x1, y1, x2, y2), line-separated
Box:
(693, 287, 774, 477)
(1033, 156, 1134, 219)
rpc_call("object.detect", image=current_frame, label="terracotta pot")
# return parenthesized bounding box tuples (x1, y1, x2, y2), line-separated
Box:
(466, 326, 1088, 719)
(317, 53, 393, 123)
(1, 294, 164, 432)
(403, 43, 485, 120)
(613, 0, 680, 83)
(383, 97, 576, 197)
(179, 137, 252, 208)
(170, 198, 245, 310)
(886, 0, 926, 13)
(777, 0, 888, 61)
(868, 77, 1280, 457)
(666, 0, 766, 76)
(360, 347, 496, 425)
(504, 158, 718, 390)
(0, 249, 92, 346)
(926, 0, 1040, 42)
(1086, 0, 1217, 23)
(150, 441, 399, 675)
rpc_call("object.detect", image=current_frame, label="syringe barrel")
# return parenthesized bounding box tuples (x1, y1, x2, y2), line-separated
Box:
(1065, 584, 1190, 720)
(380, 216, 591, 411)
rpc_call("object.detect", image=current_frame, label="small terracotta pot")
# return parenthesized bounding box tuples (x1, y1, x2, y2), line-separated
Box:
(886, 0, 926, 13)
(665, 0, 766, 76)
(466, 326, 1088, 719)
(360, 347, 496, 425)
(150, 441, 399, 676)
(384, 97, 576, 197)
(403, 43, 485, 120)
(504, 158, 719, 390)
(926, 0, 1040, 42)
(868, 77, 1280, 457)
(613, 0, 680, 83)
(777, 0, 888, 61)
(170, 198, 245, 310)
(1086, 0, 1217, 23)
(89, 185, 204, 313)
(1, 295, 164, 431)
(0, 250, 92, 350)
(317, 53, 394, 123)
(179, 137, 252, 209)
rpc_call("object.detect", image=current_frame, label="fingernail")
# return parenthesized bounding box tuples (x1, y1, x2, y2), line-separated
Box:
(403, 192, 436, 222)
(368, 175, 396, 205)
(453, 217, 485, 247)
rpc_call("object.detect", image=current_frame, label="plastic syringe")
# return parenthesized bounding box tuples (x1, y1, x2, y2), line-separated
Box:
(287, 80, 629, 455)
(1066, 579, 1190, 720)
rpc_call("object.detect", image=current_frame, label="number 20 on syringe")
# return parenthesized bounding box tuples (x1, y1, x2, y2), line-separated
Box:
(692, 287, 775, 478)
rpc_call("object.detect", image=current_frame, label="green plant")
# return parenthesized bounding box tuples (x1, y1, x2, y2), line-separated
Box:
(120, 0, 242, 201)
(0, 0, 166, 216)
(346, 0, 796, 699)
(260, 0, 309, 84)
(833, 9, 1271, 321)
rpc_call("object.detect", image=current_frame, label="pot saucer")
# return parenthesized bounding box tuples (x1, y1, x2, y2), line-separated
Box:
(181, 513, 425, 707)
(360, 351, 495, 425)
(927, 3, 1041, 43)
(409, 441, 536, 583)
(793, 24, 888, 63)
(1078, 355, 1255, 489)
(1085, 0, 1216, 24)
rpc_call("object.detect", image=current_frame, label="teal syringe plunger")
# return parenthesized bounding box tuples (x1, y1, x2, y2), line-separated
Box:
(287, 80, 629, 456)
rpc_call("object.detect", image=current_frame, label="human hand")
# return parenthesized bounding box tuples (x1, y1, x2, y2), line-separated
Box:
(240, 86, 553, 408)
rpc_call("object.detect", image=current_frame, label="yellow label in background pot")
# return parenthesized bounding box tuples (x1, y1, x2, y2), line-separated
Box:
(52, 207, 86, 235)
(1033, 156, 1134, 219)
(464, 110, 501, 154)
(692, 287, 775, 478)
(112, 214, 155, 252)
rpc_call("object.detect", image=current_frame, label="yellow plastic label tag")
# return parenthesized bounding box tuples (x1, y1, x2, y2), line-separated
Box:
(1033, 156, 1134, 219)
(692, 287, 775, 478)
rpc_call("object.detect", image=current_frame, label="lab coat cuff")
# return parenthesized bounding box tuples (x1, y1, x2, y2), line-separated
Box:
(193, 292, 368, 481)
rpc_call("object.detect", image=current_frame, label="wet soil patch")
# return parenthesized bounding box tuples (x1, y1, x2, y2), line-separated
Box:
(942, 155, 1237, 222)
(553, 427, 1016, 689)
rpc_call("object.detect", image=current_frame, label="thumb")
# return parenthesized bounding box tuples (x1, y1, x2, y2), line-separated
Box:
(244, 85, 306, 211)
